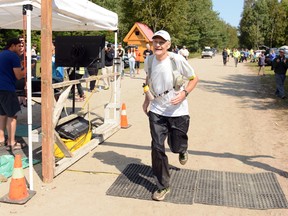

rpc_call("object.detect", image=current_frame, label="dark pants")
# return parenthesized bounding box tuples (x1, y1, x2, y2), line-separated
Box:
(275, 73, 286, 98)
(31, 59, 37, 77)
(234, 57, 239, 67)
(0, 91, 21, 117)
(148, 112, 190, 189)
(223, 57, 227, 65)
(68, 71, 84, 97)
(87, 67, 99, 90)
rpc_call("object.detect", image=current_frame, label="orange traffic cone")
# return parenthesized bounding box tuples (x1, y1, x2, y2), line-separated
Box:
(120, 103, 131, 129)
(0, 154, 36, 205)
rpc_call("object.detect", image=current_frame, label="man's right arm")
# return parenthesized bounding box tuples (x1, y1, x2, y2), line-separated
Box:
(142, 76, 150, 116)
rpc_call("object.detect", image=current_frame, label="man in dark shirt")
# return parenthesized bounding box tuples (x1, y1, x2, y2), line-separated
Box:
(0, 38, 27, 151)
(102, 43, 115, 90)
(143, 43, 153, 59)
(273, 49, 288, 99)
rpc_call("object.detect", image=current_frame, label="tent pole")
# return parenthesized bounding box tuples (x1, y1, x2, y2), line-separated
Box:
(23, 4, 34, 190)
(41, 0, 54, 183)
(114, 31, 118, 119)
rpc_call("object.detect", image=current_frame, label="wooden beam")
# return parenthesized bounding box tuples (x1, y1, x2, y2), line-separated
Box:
(54, 122, 120, 176)
(54, 131, 73, 158)
(41, 0, 54, 183)
(52, 73, 120, 89)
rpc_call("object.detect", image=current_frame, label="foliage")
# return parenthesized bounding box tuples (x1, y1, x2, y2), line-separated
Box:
(239, 0, 288, 49)
(2, 0, 287, 52)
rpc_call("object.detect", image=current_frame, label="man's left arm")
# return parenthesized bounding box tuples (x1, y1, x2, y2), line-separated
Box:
(171, 55, 198, 104)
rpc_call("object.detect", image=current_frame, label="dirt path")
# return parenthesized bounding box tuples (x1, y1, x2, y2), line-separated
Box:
(0, 54, 288, 216)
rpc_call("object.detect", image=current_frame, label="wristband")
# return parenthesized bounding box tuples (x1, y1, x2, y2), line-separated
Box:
(183, 90, 189, 97)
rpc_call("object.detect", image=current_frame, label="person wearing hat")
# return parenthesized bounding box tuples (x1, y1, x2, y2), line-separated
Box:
(272, 49, 288, 99)
(0, 38, 27, 151)
(142, 30, 198, 201)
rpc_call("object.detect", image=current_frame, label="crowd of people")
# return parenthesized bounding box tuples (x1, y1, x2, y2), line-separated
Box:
(222, 47, 288, 99)
(123, 43, 191, 79)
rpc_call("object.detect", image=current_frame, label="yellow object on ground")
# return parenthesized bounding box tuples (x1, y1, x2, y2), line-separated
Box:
(54, 130, 92, 158)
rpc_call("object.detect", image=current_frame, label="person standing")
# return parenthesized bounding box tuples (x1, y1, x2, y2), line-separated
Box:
(222, 48, 228, 66)
(117, 44, 125, 78)
(0, 38, 27, 151)
(179, 46, 189, 60)
(135, 47, 141, 74)
(273, 49, 288, 99)
(17, 36, 27, 107)
(102, 43, 114, 90)
(173, 45, 179, 54)
(87, 62, 99, 92)
(31, 44, 37, 78)
(258, 51, 265, 76)
(143, 43, 153, 59)
(269, 50, 276, 70)
(232, 48, 240, 67)
(128, 47, 136, 78)
(68, 67, 86, 101)
(226, 48, 231, 62)
(142, 30, 198, 201)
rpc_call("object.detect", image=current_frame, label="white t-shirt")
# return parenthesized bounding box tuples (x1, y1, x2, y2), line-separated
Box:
(179, 48, 189, 58)
(144, 53, 195, 117)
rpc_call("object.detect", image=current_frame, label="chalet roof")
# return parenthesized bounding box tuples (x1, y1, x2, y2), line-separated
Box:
(123, 22, 153, 43)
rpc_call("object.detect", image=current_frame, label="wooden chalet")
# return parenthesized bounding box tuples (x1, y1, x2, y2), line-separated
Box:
(123, 22, 154, 62)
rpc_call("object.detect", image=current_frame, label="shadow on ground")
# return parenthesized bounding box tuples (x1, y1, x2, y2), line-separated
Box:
(198, 73, 288, 111)
(94, 142, 288, 179)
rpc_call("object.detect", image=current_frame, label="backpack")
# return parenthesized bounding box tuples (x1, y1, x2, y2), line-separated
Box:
(147, 52, 184, 97)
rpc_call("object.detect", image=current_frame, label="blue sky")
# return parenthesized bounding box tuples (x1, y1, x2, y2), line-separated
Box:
(212, 0, 244, 27)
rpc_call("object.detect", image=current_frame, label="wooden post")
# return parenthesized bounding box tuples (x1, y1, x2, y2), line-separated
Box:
(41, 0, 54, 182)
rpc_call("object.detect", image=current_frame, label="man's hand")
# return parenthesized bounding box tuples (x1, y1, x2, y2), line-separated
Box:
(142, 100, 150, 116)
(170, 91, 186, 105)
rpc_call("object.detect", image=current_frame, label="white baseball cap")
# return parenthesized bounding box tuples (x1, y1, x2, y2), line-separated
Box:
(152, 30, 171, 41)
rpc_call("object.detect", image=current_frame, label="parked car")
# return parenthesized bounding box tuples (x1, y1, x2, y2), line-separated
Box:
(211, 48, 217, 56)
(201, 48, 213, 58)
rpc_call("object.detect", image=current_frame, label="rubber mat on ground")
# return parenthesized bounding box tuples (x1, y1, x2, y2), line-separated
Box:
(106, 164, 288, 209)
(194, 169, 288, 209)
(106, 163, 198, 204)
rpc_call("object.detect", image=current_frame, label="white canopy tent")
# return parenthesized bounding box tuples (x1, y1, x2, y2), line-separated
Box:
(0, 0, 118, 188)
(0, 0, 118, 31)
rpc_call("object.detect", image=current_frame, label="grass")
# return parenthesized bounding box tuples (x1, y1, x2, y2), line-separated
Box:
(245, 60, 288, 106)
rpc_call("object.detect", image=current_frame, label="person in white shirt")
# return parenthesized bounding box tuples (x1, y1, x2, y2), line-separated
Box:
(142, 30, 198, 201)
(179, 45, 189, 60)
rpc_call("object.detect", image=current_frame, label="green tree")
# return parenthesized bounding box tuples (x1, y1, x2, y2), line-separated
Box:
(92, 0, 126, 43)
(185, 0, 236, 51)
(239, 0, 288, 48)
(120, 0, 189, 46)
(0, 0, 240, 52)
